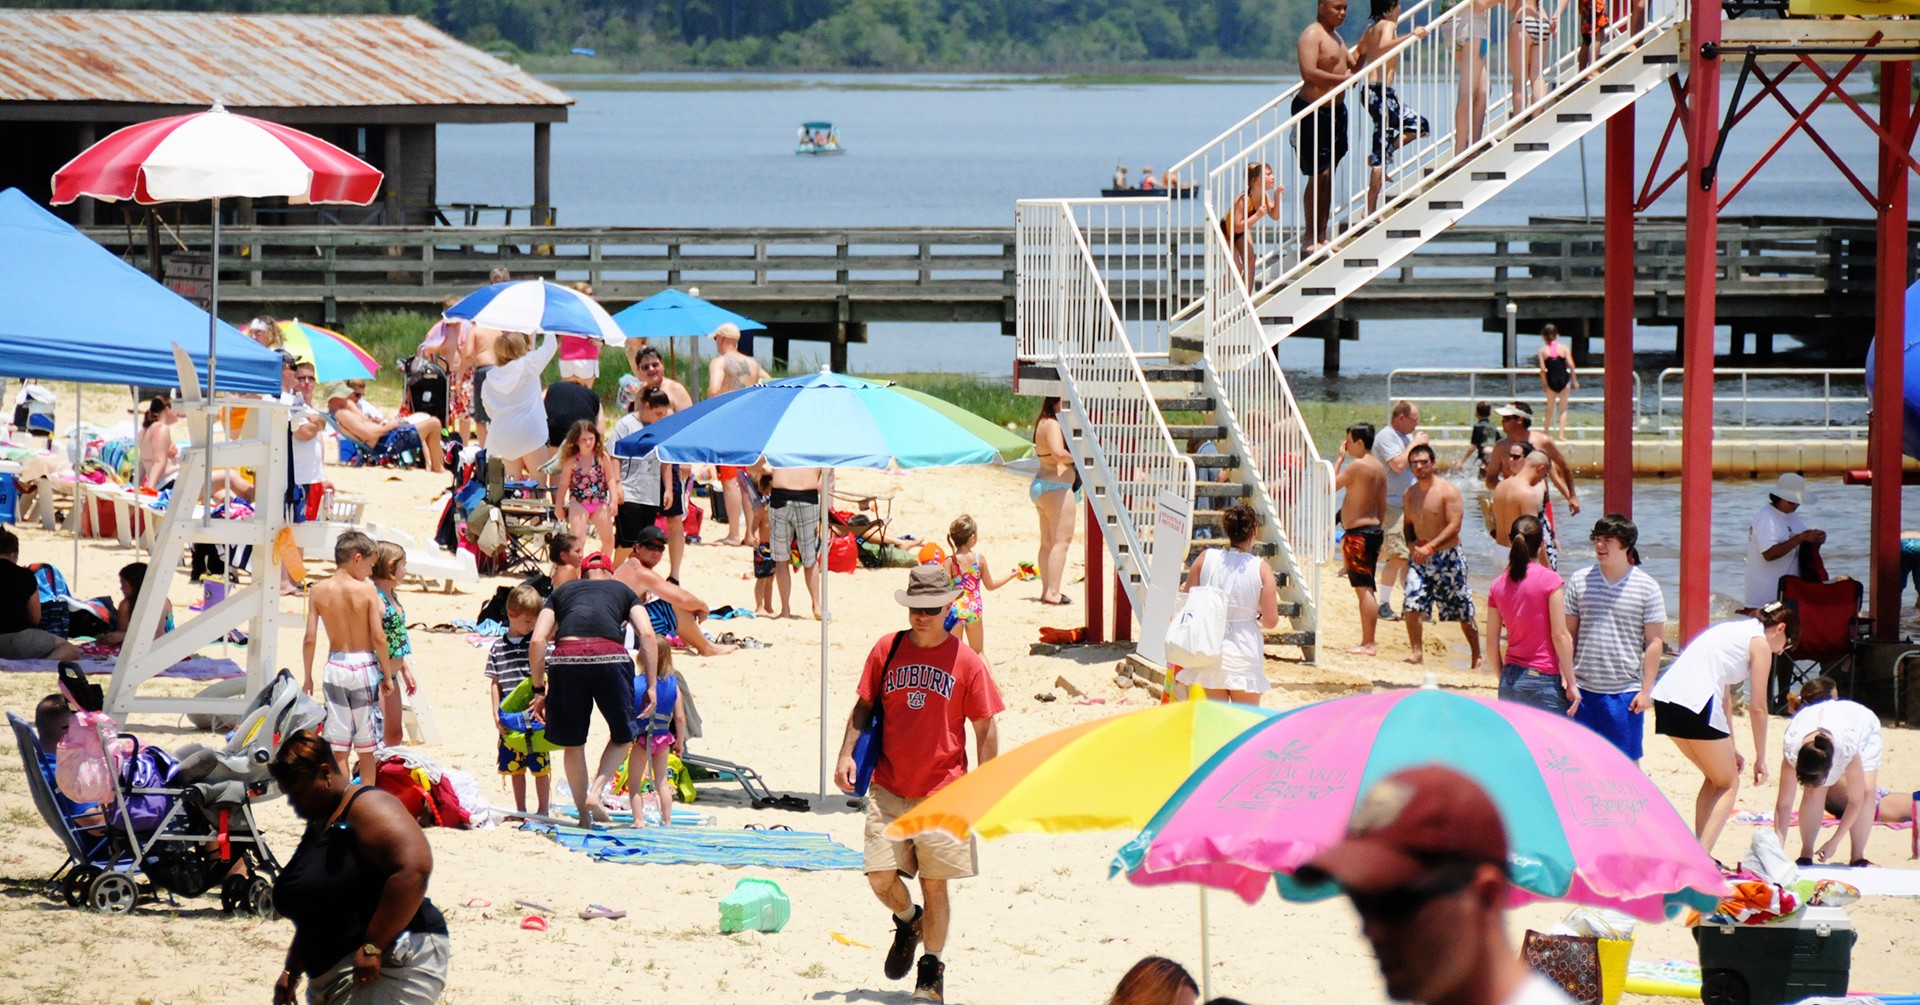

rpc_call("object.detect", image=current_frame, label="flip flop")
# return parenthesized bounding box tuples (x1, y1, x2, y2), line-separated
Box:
(1034, 693, 1058, 702)
(1848, 858, 1875, 868)
(464, 897, 493, 909)
(520, 914, 549, 931)
(579, 904, 627, 920)
(514, 899, 556, 914)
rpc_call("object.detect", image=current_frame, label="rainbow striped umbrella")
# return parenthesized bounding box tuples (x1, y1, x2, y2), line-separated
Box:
(276, 319, 380, 381)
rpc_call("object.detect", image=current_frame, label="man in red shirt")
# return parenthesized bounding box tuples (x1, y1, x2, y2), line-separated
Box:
(835, 565, 1003, 1005)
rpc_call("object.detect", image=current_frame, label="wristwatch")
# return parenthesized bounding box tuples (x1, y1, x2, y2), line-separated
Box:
(530, 685, 546, 695)
(360, 943, 384, 958)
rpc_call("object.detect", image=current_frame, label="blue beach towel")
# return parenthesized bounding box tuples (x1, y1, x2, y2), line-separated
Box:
(526, 822, 862, 871)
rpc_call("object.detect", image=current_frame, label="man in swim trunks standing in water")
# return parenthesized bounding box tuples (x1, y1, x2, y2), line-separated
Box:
(301, 530, 397, 782)
(1402, 443, 1481, 666)
(1337, 422, 1388, 655)
(1297, 0, 1357, 253)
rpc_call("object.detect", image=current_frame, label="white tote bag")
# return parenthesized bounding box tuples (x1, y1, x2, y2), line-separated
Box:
(1164, 550, 1229, 669)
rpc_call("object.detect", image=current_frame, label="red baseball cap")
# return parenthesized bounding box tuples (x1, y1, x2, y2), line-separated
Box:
(1295, 765, 1508, 895)
(581, 552, 615, 573)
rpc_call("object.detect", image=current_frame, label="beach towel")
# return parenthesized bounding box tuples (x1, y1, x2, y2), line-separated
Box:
(525, 822, 862, 870)
(1732, 808, 1913, 832)
(1800, 865, 1920, 897)
(0, 656, 243, 680)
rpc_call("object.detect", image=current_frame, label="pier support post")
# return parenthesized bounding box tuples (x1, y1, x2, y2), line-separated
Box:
(1323, 325, 1342, 376)
(1871, 60, 1911, 642)
(1679, 0, 1721, 642)
(830, 322, 849, 373)
(1604, 106, 1636, 519)
(532, 122, 552, 226)
(1084, 500, 1106, 645)
(771, 335, 791, 372)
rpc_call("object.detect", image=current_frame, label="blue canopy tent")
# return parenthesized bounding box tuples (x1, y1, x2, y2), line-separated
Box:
(0, 188, 279, 393)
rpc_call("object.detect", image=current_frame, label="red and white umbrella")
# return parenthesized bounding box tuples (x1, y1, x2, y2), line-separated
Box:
(51, 103, 381, 515)
(52, 103, 382, 205)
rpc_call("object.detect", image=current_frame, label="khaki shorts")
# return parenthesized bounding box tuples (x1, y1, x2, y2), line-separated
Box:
(1382, 504, 1409, 562)
(864, 784, 978, 880)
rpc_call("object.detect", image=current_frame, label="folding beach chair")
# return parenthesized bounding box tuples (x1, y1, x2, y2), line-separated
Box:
(670, 671, 784, 808)
(1772, 575, 1868, 714)
(483, 457, 556, 575)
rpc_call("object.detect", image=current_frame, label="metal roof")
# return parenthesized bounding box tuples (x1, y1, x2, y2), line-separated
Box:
(0, 10, 571, 110)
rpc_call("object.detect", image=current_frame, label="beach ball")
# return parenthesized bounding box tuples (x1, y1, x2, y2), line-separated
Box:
(917, 542, 947, 566)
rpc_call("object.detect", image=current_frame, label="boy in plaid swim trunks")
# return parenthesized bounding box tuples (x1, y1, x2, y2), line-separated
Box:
(486, 585, 551, 815)
(302, 531, 399, 782)
(1400, 444, 1482, 666)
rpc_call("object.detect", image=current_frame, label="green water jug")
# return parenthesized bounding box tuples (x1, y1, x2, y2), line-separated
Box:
(718, 877, 791, 933)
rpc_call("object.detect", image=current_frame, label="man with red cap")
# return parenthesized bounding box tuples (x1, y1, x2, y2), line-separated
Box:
(1296, 765, 1575, 1005)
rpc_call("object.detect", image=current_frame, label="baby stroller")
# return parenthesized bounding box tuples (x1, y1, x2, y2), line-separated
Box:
(11, 668, 322, 915)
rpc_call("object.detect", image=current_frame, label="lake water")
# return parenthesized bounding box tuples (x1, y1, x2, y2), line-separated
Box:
(439, 74, 1918, 617)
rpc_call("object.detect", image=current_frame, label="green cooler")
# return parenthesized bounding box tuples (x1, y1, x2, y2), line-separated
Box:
(1694, 906, 1856, 1005)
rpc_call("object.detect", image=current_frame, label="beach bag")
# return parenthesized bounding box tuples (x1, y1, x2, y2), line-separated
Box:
(55, 710, 128, 805)
(828, 534, 858, 574)
(851, 632, 907, 797)
(112, 744, 175, 834)
(476, 507, 507, 555)
(1521, 931, 1603, 1005)
(1164, 551, 1229, 670)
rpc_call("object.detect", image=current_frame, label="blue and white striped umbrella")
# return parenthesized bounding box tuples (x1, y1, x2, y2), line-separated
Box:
(444, 279, 627, 344)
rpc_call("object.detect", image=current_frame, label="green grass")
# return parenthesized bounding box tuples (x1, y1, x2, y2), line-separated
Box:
(856, 371, 1035, 435)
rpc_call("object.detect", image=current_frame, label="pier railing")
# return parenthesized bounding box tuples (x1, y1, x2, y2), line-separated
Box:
(1386, 366, 1643, 440)
(1653, 368, 1869, 439)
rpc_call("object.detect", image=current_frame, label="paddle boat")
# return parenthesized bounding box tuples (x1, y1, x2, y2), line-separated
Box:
(1101, 185, 1197, 199)
(796, 122, 844, 156)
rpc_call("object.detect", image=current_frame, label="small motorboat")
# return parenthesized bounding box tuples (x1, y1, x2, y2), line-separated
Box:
(1100, 186, 1197, 199)
(796, 121, 845, 156)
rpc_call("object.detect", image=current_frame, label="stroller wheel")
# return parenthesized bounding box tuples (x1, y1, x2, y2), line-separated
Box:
(247, 876, 277, 920)
(86, 871, 138, 914)
(63, 868, 97, 908)
(220, 874, 250, 915)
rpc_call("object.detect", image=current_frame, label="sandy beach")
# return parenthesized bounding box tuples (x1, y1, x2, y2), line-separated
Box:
(1, 437, 1915, 1005)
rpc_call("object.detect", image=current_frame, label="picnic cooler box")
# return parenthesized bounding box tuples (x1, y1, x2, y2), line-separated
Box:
(1693, 905, 1855, 1005)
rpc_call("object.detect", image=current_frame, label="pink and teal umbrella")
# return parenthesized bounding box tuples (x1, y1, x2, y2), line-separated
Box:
(277, 319, 380, 382)
(1112, 685, 1729, 922)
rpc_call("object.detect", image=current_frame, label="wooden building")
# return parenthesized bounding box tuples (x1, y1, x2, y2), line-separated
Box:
(0, 10, 571, 226)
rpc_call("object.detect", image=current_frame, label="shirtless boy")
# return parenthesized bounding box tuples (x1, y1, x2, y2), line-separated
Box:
(1336, 422, 1389, 655)
(1491, 450, 1559, 568)
(769, 466, 825, 619)
(1354, 0, 1432, 212)
(1296, 0, 1357, 252)
(1401, 444, 1481, 666)
(302, 531, 397, 781)
(707, 324, 769, 547)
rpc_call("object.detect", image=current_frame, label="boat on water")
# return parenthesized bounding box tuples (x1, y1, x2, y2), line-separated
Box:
(796, 121, 845, 156)
(1100, 186, 1197, 199)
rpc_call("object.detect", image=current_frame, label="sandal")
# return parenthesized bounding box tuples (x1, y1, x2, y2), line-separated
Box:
(579, 904, 627, 920)
(1795, 857, 1814, 867)
(519, 914, 549, 931)
(1034, 692, 1058, 702)
(1848, 858, 1875, 868)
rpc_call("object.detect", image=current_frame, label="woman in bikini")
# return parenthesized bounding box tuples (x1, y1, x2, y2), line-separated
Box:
(1222, 161, 1282, 287)
(556, 420, 621, 552)
(1031, 397, 1078, 606)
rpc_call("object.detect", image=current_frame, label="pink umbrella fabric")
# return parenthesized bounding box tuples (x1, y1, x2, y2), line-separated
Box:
(51, 104, 381, 205)
(1111, 686, 1729, 921)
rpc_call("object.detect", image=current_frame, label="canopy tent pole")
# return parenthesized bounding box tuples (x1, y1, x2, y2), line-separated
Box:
(818, 466, 835, 805)
(72, 382, 81, 585)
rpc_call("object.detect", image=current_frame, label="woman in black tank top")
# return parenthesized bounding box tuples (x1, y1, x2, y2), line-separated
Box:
(270, 730, 449, 1004)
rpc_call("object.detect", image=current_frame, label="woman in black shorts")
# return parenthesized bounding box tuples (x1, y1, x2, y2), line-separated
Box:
(528, 552, 658, 823)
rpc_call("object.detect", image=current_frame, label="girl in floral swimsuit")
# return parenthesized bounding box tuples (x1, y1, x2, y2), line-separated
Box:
(943, 514, 1021, 656)
(370, 541, 420, 746)
(557, 419, 621, 553)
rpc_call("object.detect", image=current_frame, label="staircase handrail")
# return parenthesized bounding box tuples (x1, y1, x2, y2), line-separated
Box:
(1205, 0, 1683, 316)
(1019, 199, 1196, 599)
(1201, 201, 1335, 634)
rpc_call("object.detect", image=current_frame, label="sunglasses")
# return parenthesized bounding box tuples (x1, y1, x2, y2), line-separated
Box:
(638, 542, 665, 552)
(909, 606, 946, 617)
(1346, 864, 1481, 925)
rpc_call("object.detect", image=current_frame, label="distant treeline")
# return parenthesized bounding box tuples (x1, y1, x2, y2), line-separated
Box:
(22, 0, 1320, 68)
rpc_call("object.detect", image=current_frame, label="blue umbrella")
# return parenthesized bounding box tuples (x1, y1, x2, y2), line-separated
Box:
(613, 369, 1002, 468)
(445, 279, 626, 343)
(615, 367, 1006, 802)
(610, 289, 766, 341)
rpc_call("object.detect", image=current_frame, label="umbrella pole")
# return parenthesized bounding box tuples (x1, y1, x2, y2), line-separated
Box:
(73, 383, 81, 583)
(202, 196, 220, 525)
(818, 466, 834, 805)
(1199, 887, 1212, 1001)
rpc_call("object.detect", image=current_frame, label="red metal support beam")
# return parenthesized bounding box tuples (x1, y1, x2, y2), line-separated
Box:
(1605, 106, 1636, 519)
(1084, 499, 1105, 644)
(1113, 572, 1134, 643)
(1871, 59, 1911, 642)
(1679, 0, 1722, 641)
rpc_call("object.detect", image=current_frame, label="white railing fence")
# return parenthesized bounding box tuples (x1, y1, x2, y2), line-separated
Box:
(1654, 367, 1870, 438)
(1205, 0, 1681, 314)
(1017, 200, 1197, 595)
(1386, 366, 1645, 440)
(1202, 204, 1336, 621)
(1067, 198, 1188, 358)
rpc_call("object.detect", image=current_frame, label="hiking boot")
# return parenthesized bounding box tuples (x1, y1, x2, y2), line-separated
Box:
(910, 954, 945, 1003)
(883, 905, 923, 981)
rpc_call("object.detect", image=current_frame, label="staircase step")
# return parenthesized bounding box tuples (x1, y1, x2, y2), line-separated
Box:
(1191, 454, 1240, 470)
(1429, 199, 1463, 211)
(1154, 397, 1214, 412)
(1515, 142, 1549, 152)
(1165, 424, 1225, 440)
(1263, 630, 1316, 649)
(1601, 83, 1635, 93)
(1276, 601, 1303, 618)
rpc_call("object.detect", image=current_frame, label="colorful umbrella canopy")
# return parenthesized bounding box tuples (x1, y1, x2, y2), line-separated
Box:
(612, 369, 1003, 469)
(887, 385, 1034, 462)
(276, 320, 380, 382)
(50, 104, 382, 205)
(445, 279, 626, 343)
(1113, 686, 1729, 921)
(885, 699, 1276, 843)
(610, 289, 766, 340)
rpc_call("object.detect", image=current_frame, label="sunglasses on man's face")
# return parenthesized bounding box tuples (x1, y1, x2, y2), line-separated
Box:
(909, 606, 946, 617)
(1347, 865, 1480, 925)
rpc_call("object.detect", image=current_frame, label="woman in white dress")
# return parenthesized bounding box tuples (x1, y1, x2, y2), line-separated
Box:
(1175, 502, 1280, 705)
(1649, 602, 1794, 855)
(1774, 675, 1885, 866)
(479, 330, 559, 480)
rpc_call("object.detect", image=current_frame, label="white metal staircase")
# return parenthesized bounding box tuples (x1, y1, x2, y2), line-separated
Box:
(1015, 0, 1684, 662)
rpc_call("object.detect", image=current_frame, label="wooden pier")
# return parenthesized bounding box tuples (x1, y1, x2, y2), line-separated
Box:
(84, 215, 1914, 369)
